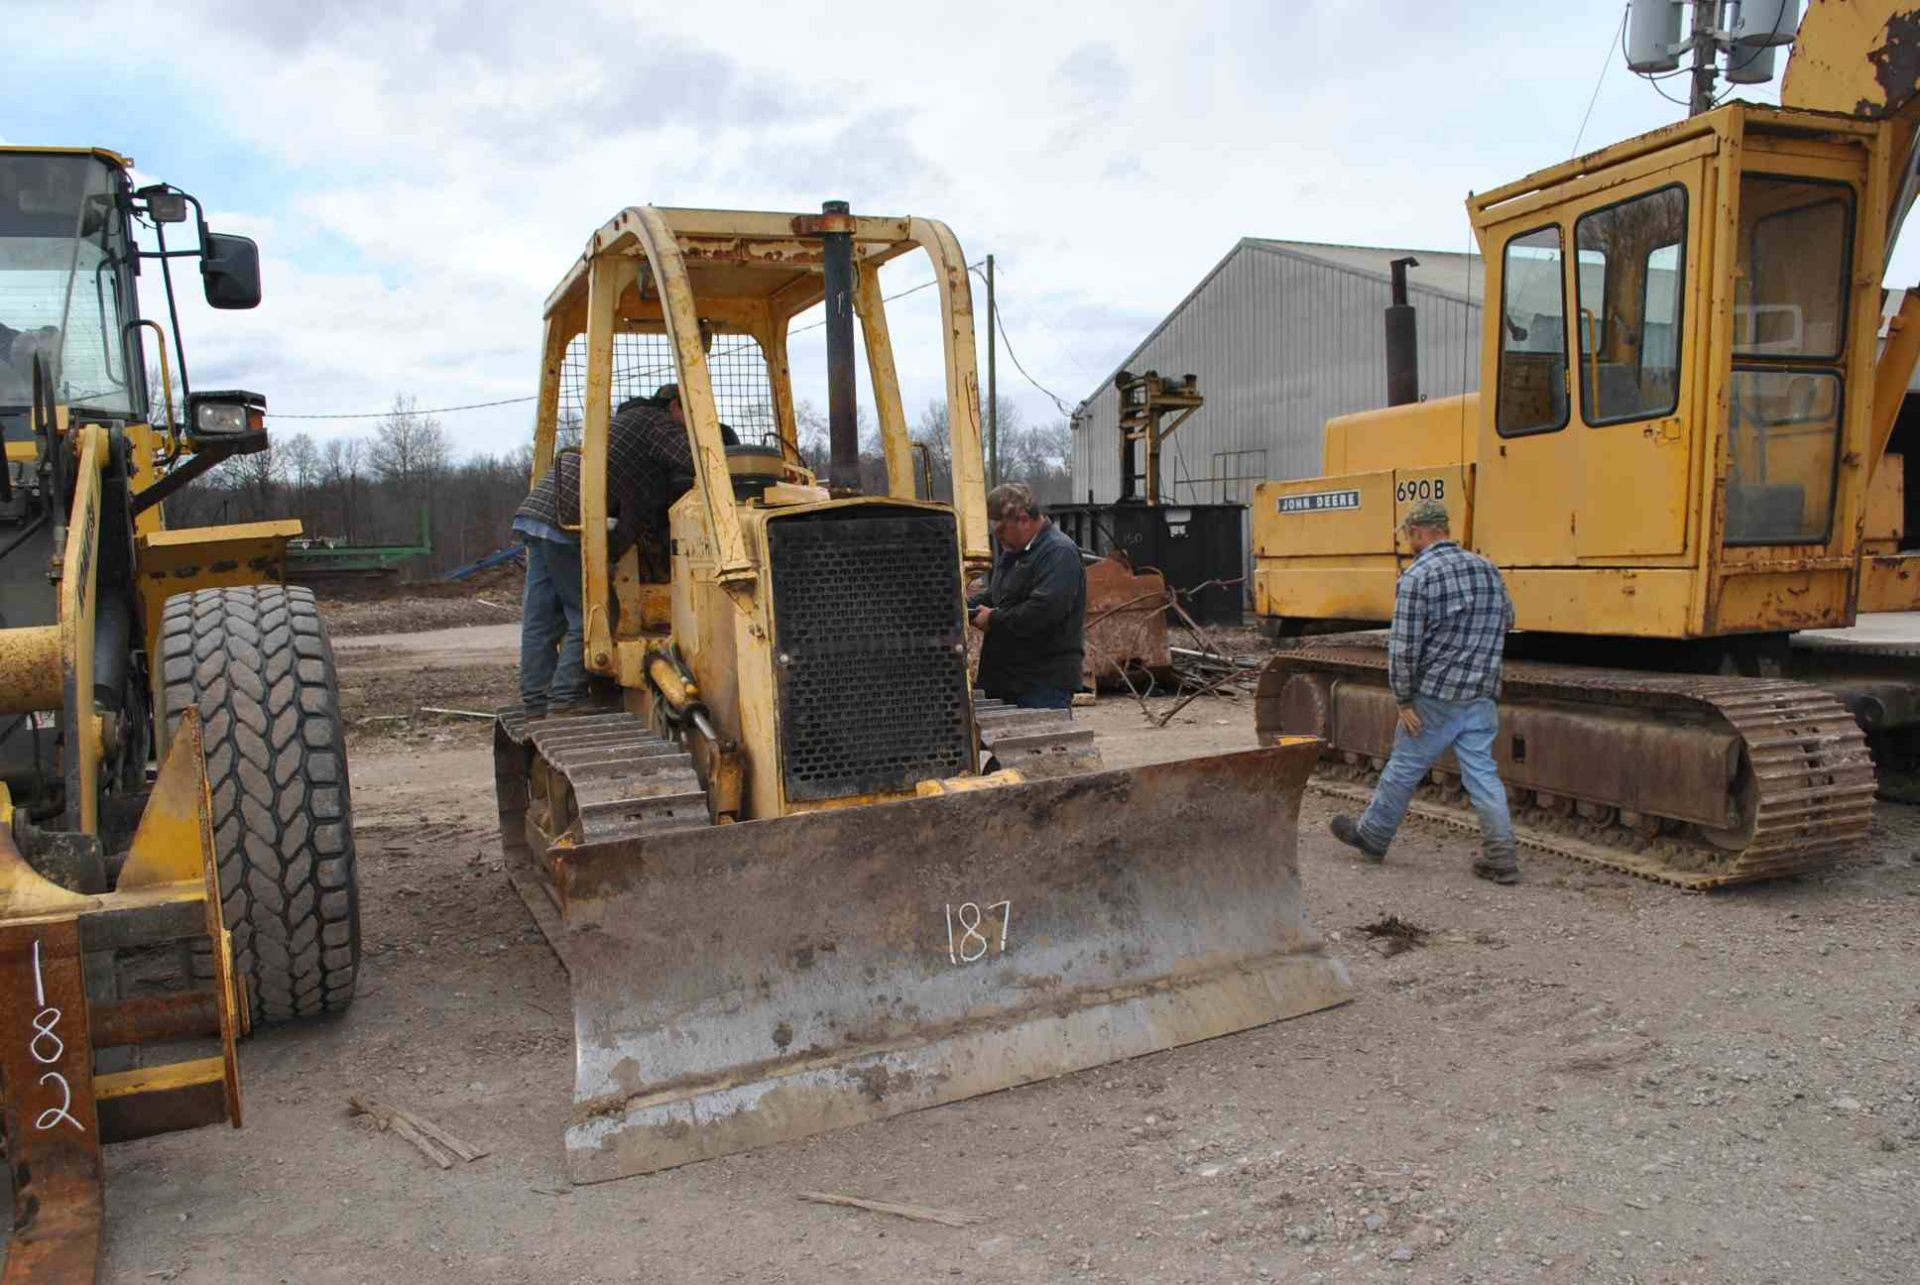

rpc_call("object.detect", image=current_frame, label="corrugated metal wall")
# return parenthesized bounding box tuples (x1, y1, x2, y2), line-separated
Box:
(1070, 241, 1484, 505)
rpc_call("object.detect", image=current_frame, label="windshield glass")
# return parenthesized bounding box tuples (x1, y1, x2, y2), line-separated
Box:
(0, 153, 136, 415)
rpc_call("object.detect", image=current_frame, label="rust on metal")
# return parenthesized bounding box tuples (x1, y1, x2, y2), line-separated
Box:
(1082, 556, 1172, 688)
(2, 711, 246, 1280)
(1, 916, 105, 1285)
(542, 741, 1348, 1184)
(88, 990, 222, 1049)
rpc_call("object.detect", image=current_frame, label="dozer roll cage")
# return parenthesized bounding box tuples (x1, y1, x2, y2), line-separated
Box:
(531, 206, 990, 658)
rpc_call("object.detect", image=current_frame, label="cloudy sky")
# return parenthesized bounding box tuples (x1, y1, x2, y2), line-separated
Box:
(12, 0, 1901, 457)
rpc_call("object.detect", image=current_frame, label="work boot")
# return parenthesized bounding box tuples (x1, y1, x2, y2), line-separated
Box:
(1472, 838, 1520, 885)
(545, 701, 597, 720)
(1329, 814, 1387, 863)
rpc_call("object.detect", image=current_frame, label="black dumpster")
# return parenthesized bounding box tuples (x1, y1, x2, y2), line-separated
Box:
(1051, 502, 1245, 627)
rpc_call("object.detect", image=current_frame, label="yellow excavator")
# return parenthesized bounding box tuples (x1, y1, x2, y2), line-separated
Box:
(493, 202, 1350, 1183)
(1251, 3, 1920, 887)
(2, 148, 359, 1281)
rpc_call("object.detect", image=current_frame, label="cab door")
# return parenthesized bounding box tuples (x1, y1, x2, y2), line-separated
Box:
(1473, 220, 1579, 568)
(1568, 169, 1699, 558)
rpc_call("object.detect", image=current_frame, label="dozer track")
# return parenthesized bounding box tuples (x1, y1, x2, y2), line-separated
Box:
(1256, 636, 1876, 889)
(972, 697, 1102, 777)
(493, 708, 708, 955)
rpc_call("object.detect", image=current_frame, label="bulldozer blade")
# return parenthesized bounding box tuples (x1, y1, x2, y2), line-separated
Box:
(552, 739, 1349, 1184)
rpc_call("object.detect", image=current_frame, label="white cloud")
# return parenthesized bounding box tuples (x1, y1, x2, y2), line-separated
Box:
(25, 0, 1904, 460)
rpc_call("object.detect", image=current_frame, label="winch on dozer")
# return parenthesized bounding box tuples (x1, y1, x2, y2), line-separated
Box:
(492, 200, 1352, 1184)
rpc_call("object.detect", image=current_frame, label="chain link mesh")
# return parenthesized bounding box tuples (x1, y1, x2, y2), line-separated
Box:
(557, 333, 779, 446)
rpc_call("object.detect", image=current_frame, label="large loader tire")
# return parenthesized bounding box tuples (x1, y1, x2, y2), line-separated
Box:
(158, 586, 360, 1023)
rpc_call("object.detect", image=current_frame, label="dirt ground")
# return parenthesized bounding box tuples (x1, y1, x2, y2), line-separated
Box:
(84, 620, 1920, 1284)
(318, 584, 524, 639)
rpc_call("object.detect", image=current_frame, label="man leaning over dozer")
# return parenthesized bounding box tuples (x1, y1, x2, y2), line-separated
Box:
(512, 384, 730, 718)
(1327, 498, 1520, 884)
(968, 482, 1087, 710)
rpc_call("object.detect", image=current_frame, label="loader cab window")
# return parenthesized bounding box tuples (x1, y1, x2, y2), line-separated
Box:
(1726, 177, 1854, 545)
(1496, 225, 1569, 436)
(0, 153, 139, 425)
(1574, 184, 1687, 425)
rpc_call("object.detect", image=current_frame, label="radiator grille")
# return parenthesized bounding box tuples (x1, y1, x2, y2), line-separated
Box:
(769, 511, 973, 801)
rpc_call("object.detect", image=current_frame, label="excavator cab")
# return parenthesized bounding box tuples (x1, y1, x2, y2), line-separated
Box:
(1253, 4, 1920, 884)
(494, 203, 1350, 1183)
(1464, 104, 1892, 618)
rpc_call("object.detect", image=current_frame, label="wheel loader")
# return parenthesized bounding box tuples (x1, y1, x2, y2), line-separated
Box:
(1, 148, 359, 1281)
(493, 202, 1351, 1184)
(1251, 3, 1920, 887)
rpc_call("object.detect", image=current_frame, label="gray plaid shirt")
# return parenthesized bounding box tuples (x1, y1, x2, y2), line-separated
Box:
(515, 404, 696, 557)
(1388, 541, 1514, 705)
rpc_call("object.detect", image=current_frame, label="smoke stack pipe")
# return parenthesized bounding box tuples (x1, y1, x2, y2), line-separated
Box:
(821, 199, 860, 493)
(1385, 255, 1419, 407)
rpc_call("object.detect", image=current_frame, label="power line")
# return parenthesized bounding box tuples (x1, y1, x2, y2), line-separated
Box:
(266, 264, 978, 423)
(272, 394, 536, 420)
(1572, 4, 1630, 156)
(970, 266, 1075, 419)
(979, 259, 1099, 380)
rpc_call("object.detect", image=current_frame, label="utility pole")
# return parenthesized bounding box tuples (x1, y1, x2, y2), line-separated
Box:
(1688, 0, 1720, 116)
(986, 253, 998, 488)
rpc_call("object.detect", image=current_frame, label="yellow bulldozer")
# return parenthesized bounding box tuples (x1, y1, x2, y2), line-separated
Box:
(1251, 3, 1920, 887)
(1, 148, 359, 1280)
(493, 201, 1351, 1184)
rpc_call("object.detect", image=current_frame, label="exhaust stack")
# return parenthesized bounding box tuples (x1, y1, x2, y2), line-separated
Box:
(1385, 255, 1419, 407)
(821, 199, 861, 494)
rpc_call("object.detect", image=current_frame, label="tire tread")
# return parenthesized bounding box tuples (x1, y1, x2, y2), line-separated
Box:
(159, 586, 359, 1023)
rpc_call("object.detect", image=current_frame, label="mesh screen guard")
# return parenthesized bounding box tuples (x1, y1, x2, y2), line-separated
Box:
(768, 509, 975, 802)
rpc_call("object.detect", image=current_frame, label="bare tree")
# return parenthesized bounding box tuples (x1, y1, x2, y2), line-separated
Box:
(144, 362, 181, 431)
(369, 394, 450, 493)
(280, 431, 319, 493)
(1002, 419, 1072, 505)
(912, 399, 955, 502)
(322, 437, 364, 542)
(225, 441, 281, 520)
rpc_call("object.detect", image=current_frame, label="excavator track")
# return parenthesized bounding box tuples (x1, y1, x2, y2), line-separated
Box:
(1256, 637, 1876, 889)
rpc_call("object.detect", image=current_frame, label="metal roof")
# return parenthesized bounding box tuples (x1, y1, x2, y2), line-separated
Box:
(1245, 239, 1484, 306)
(1077, 237, 1486, 413)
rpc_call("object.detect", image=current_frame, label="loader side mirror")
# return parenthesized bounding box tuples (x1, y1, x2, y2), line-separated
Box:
(201, 233, 262, 310)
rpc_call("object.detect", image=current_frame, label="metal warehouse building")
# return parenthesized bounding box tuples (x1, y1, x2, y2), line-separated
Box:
(1068, 239, 1488, 507)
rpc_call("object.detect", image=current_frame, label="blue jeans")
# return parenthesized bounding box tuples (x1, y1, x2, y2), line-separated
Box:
(1358, 695, 1513, 852)
(1013, 685, 1075, 710)
(519, 535, 586, 714)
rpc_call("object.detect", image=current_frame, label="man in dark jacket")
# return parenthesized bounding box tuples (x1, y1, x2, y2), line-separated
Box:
(968, 483, 1086, 709)
(513, 385, 707, 717)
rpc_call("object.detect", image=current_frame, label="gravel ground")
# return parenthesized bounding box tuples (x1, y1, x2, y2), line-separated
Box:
(62, 622, 1920, 1284)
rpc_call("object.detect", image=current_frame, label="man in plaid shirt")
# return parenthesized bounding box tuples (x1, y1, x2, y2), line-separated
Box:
(1329, 499, 1520, 883)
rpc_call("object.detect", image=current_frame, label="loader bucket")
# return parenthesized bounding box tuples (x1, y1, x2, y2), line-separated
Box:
(550, 739, 1349, 1184)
